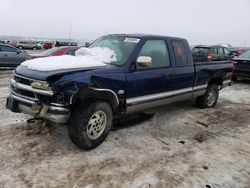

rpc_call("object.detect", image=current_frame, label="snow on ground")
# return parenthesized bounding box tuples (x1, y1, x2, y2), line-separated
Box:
(21, 47, 116, 71)
(0, 71, 250, 187)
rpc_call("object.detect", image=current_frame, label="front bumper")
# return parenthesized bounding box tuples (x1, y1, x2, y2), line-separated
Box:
(6, 93, 69, 123)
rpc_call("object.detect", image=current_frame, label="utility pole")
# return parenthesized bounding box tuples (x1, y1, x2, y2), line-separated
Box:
(69, 21, 72, 40)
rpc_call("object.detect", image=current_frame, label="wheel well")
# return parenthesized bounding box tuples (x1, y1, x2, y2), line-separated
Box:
(71, 88, 119, 113)
(208, 77, 223, 86)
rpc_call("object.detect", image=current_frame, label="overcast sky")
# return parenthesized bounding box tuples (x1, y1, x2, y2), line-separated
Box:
(0, 0, 250, 46)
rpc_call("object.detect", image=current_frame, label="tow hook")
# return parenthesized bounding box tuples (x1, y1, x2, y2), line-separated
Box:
(32, 104, 49, 118)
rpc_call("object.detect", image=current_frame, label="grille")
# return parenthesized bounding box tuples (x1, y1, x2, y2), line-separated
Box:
(12, 85, 35, 98)
(14, 75, 31, 86)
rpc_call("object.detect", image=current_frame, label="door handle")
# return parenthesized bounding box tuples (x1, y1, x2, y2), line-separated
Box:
(3, 54, 8, 57)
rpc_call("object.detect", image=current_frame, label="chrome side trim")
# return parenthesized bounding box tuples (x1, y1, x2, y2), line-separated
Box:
(127, 84, 208, 106)
(223, 80, 231, 85)
(11, 78, 53, 96)
(222, 79, 232, 88)
(193, 84, 208, 91)
(174, 87, 193, 95)
(126, 92, 191, 113)
(127, 90, 174, 105)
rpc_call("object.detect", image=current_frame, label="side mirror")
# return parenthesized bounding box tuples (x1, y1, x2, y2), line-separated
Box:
(16, 51, 21, 54)
(136, 56, 152, 67)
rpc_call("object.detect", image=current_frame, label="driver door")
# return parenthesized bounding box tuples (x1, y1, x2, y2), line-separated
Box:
(126, 39, 175, 112)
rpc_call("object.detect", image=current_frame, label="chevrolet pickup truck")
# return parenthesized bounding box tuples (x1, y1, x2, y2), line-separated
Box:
(6, 34, 234, 150)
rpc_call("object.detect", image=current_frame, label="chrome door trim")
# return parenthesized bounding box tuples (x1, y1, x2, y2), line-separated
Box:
(127, 84, 208, 106)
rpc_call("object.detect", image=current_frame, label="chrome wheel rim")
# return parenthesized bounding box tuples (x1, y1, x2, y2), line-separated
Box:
(207, 90, 216, 107)
(87, 111, 107, 140)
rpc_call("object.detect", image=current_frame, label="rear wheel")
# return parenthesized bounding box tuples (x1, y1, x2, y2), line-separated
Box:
(33, 47, 37, 50)
(18, 46, 23, 49)
(196, 84, 219, 108)
(68, 101, 113, 150)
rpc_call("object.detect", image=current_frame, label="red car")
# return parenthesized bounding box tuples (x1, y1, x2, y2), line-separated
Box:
(231, 48, 248, 57)
(43, 42, 54, 49)
(30, 46, 81, 59)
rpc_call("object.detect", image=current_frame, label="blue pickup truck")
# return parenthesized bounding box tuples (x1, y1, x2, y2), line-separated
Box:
(6, 34, 234, 150)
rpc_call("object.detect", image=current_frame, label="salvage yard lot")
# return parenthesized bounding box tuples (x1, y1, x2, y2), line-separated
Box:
(0, 70, 250, 187)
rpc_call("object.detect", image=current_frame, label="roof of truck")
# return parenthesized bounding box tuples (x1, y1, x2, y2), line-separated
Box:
(102, 33, 186, 41)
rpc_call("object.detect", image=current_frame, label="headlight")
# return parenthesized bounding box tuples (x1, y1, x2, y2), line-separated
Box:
(31, 81, 50, 90)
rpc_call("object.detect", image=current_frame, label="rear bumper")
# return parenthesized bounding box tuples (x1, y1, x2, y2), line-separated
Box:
(6, 93, 69, 123)
(234, 72, 250, 79)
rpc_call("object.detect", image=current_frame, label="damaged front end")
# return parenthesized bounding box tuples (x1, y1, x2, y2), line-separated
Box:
(6, 73, 70, 123)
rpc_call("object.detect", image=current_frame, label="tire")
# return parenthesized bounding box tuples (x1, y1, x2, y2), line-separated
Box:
(33, 47, 37, 50)
(68, 101, 113, 150)
(196, 84, 219, 108)
(18, 46, 23, 49)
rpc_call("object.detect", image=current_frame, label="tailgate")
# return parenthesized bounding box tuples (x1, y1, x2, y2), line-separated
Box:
(235, 60, 250, 76)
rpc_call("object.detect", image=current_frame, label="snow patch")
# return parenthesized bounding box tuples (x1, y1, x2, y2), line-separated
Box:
(21, 47, 117, 71)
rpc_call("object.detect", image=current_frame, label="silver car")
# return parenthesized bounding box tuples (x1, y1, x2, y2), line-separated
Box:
(0, 44, 31, 68)
(16, 41, 39, 50)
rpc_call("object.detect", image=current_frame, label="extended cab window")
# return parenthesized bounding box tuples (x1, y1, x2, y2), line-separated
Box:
(171, 40, 188, 67)
(137, 40, 170, 69)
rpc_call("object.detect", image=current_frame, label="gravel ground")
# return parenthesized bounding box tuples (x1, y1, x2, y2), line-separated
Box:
(0, 70, 250, 188)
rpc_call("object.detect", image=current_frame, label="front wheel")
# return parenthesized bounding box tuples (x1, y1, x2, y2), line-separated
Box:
(196, 84, 219, 108)
(68, 101, 113, 150)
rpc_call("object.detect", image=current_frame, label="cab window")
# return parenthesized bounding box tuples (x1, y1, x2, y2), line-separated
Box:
(137, 40, 170, 69)
(171, 40, 188, 67)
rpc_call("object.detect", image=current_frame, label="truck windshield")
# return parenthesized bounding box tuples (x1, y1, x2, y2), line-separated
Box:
(89, 36, 140, 66)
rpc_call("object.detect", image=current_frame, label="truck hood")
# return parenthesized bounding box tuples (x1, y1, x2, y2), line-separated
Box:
(15, 65, 111, 81)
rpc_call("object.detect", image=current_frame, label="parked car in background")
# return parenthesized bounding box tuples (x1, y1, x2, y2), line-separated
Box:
(6, 34, 234, 150)
(16, 41, 39, 50)
(4, 40, 17, 47)
(36, 42, 43, 49)
(230, 48, 248, 57)
(55, 41, 78, 47)
(0, 44, 31, 68)
(192, 45, 233, 62)
(30, 46, 81, 59)
(43, 42, 54, 49)
(232, 50, 250, 80)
